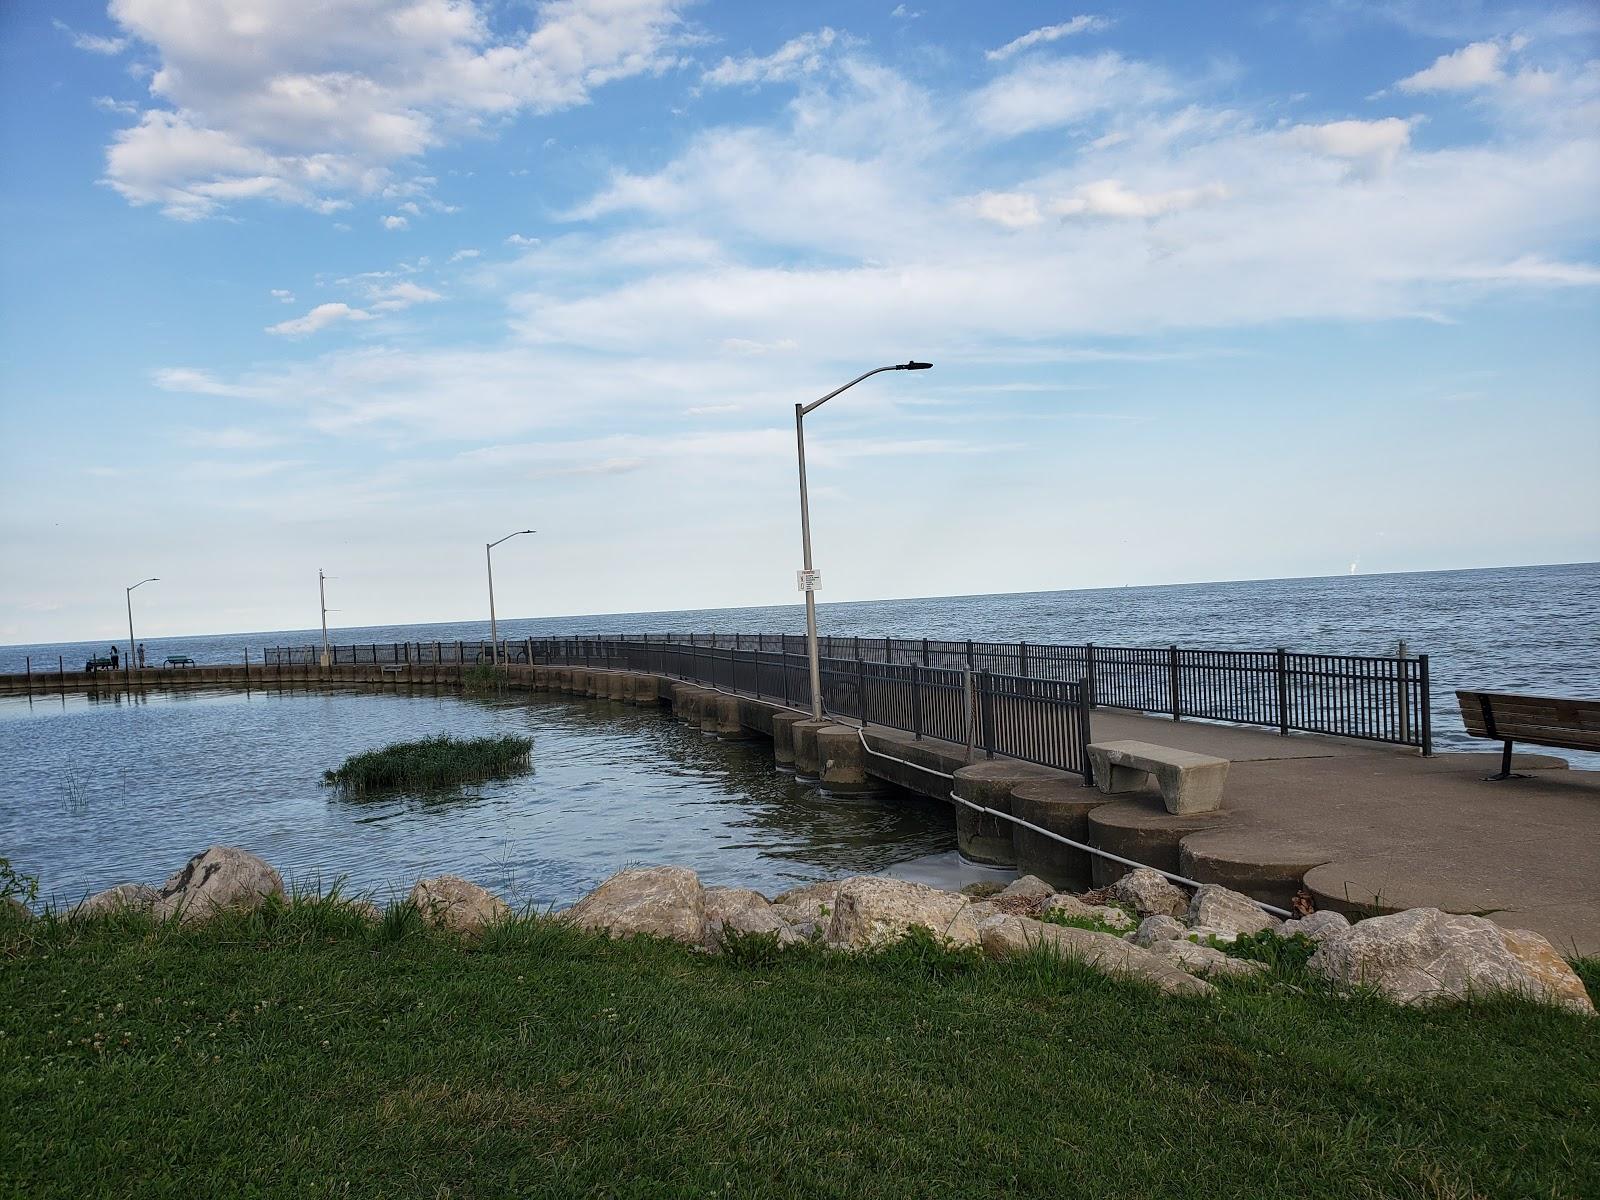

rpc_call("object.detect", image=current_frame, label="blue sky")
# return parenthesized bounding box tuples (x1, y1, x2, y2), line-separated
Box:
(1, 0, 1597, 644)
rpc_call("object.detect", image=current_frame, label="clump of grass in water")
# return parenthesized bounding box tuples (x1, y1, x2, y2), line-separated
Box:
(322, 734, 533, 797)
(463, 663, 503, 693)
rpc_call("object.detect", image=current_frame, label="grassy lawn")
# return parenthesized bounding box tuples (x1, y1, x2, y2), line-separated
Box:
(3, 903, 1597, 1200)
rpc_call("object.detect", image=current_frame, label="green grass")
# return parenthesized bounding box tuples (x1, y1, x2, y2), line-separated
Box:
(321, 734, 532, 796)
(3, 906, 1596, 1199)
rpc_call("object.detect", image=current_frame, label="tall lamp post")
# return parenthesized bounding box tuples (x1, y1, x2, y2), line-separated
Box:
(318, 569, 333, 669)
(126, 577, 159, 677)
(487, 529, 535, 665)
(795, 361, 932, 719)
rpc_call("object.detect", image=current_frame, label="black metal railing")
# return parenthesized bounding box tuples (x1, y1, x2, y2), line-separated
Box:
(261, 630, 1431, 754)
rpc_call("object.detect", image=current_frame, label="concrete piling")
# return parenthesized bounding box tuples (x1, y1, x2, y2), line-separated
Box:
(951, 761, 1058, 868)
(815, 725, 868, 791)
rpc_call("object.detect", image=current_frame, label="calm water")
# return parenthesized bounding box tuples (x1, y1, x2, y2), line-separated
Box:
(6, 562, 1598, 757)
(0, 687, 956, 912)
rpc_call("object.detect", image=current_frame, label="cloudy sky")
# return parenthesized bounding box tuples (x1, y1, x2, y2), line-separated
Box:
(1, 0, 1597, 644)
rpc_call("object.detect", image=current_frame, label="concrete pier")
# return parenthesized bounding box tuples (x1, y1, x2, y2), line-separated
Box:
(791, 719, 833, 778)
(815, 725, 868, 791)
(951, 761, 1058, 868)
(1010, 779, 1106, 892)
(771, 711, 804, 768)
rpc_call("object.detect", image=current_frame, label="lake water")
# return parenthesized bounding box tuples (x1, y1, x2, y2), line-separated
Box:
(6, 562, 1598, 758)
(0, 687, 957, 912)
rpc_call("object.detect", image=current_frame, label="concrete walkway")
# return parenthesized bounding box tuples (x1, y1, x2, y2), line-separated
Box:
(1080, 710, 1600, 956)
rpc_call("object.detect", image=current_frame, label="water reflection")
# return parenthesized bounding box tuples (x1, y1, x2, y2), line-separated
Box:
(0, 686, 955, 911)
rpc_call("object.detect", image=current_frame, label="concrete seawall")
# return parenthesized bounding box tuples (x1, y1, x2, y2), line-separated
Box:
(5, 661, 1595, 953)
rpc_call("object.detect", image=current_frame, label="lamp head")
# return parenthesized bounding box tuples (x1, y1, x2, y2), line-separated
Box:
(900, 361, 933, 370)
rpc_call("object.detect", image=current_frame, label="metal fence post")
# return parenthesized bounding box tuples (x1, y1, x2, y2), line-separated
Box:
(1419, 654, 1433, 757)
(1018, 641, 1028, 678)
(1169, 644, 1181, 721)
(965, 639, 974, 671)
(922, 637, 929, 666)
(963, 668, 976, 761)
(1276, 648, 1289, 737)
(857, 656, 868, 724)
(1077, 677, 1095, 786)
(1085, 643, 1097, 709)
(978, 671, 996, 759)
(912, 667, 923, 741)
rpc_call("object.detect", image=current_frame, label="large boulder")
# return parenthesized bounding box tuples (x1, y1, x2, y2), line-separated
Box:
(155, 846, 285, 924)
(1107, 867, 1190, 919)
(770, 880, 842, 938)
(1278, 910, 1351, 944)
(704, 885, 801, 950)
(1185, 884, 1277, 937)
(824, 877, 981, 950)
(1132, 914, 1188, 947)
(997, 875, 1055, 902)
(976, 913, 1214, 996)
(409, 875, 508, 935)
(564, 866, 706, 946)
(1309, 908, 1594, 1013)
(1144, 938, 1267, 979)
(71, 883, 159, 920)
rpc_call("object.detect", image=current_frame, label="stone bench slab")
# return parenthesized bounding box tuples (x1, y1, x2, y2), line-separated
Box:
(1088, 739, 1230, 815)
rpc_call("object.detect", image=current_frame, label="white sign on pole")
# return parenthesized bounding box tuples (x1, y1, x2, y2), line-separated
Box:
(796, 569, 822, 592)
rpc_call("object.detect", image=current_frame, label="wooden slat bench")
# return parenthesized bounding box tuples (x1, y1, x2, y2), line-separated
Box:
(1455, 690, 1600, 779)
(1086, 739, 1230, 814)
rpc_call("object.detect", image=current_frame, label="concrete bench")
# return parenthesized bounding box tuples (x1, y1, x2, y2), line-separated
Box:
(1087, 739, 1230, 815)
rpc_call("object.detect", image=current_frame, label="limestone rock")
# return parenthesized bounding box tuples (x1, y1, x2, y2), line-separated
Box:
(1107, 867, 1189, 919)
(2, 897, 31, 922)
(1043, 893, 1136, 931)
(1145, 938, 1267, 978)
(998, 875, 1055, 902)
(960, 881, 1006, 899)
(704, 885, 801, 950)
(1132, 914, 1188, 947)
(155, 846, 285, 924)
(70, 883, 159, 919)
(345, 898, 384, 923)
(976, 913, 1214, 996)
(1185, 884, 1277, 937)
(770, 879, 842, 936)
(1278, 910, 1350, 943)
(409, 875, 508, 935)
(564, 866, 706, 946)
(824, 877, 981, 950)
(1309, 908, 1594, 1013)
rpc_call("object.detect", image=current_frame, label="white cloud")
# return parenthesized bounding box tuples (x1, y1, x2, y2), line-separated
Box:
(382, 215, 409, 231)
(1396, 39, 1516, 93)
(266, 302, 375, 337)
(1051, 179, 1229, 219)
(968, 190, 1043, 229)
(971, 53, 1174, 136)
(506, 233, 542, 246)
(54, 20, 129, 55)
(270, 288, 295, 303)
(93, 96, 140, 116)
(152, 367, 271, 398)
(889, 5, 920, 19)
(367, 281, 444, 310)
(986, 16, 1111, 62)
(702, 28, 837, 87)
(449, 248, 481, 261)
(99, 0, 690, 218)
(1290, 117, 1413, 178)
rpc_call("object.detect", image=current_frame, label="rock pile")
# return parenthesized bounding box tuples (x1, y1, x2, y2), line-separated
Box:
(34, 847, 1593, 1016)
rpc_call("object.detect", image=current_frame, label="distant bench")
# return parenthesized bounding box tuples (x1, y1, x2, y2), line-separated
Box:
(84, 656, 115, 672)
(1087, 739, 1230, 814)
(163, 655, 195, 668)
(1456, 690, 1600, 780)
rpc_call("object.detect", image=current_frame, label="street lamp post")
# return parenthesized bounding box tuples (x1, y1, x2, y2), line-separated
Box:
(795, 361, 932, 720)
(487, 529, 535, 666)
(318, 569, 332, 669)
(126, 577, 158, 678)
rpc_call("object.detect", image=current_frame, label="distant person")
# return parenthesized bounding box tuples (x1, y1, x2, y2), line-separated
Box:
(109, 645, 119, 669)
(138, 643, 147, 669)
